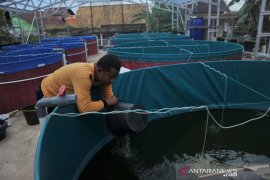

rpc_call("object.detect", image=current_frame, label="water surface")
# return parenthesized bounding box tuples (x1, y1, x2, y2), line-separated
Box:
(80, 109, 270, 179)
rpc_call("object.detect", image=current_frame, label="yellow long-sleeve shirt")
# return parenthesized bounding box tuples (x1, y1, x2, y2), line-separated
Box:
(41, 63, 113, 112)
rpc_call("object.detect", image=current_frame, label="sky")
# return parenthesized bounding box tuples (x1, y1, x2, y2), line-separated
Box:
(74, 0, 246, 13)
(21, 0, 245, 13)
(224, 0, 245, 11)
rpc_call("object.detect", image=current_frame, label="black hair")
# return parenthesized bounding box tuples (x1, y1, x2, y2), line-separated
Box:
(96, 54, 121, 72)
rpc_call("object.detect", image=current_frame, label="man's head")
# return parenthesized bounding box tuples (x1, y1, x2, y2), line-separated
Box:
(95, 54, 121, 84)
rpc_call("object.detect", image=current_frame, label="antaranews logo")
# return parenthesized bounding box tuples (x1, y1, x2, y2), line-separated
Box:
(176, 163, 238, 179)
(178, 165, 189, 176)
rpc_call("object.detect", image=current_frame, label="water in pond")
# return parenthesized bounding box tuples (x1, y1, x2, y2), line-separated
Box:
(79, 109, 270, 179)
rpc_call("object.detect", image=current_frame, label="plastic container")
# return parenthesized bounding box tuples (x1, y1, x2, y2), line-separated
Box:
(189, 18, 204, 40)
(0, 119, 8, 141)
(22, 105, 40, 125)
(106, 102, 147, 136)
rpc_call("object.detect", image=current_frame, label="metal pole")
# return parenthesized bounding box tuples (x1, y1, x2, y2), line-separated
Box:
(207, 0, 212, 40)
(26, 14, 36, 44)
(254, 0, 267, 56)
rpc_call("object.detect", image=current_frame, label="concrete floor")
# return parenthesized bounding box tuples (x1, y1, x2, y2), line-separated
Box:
(0, 50, 105, 180)
(0, 111, 40, 180)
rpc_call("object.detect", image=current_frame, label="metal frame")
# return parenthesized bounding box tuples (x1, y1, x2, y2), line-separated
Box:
(254, 0, 270, 57)
(0, 0, 221, 40)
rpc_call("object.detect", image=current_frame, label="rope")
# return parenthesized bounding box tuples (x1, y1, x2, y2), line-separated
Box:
(0, 52, 61, 65)
(205, 105, 270, 129)
(201, 110, 209, 156)
(48, 106, 206, 117)
(110, 44, 210, 50)
(0, 52, 56, 58)
(199, 62, 270, 100)
(87, 41, 97, 45)
(216, 69, 228, 133)
(66, 50, 87, 57)
(0, 74, 50, 85)
(48, 103, 270, 122)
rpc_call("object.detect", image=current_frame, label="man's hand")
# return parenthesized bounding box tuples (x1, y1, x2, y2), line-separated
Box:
(105, 96, 118, 106)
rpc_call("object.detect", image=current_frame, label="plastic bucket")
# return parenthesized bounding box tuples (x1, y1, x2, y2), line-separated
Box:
(22, 105, 40, 125)
(106, 102, 148, 136)
(0, 119, 8, 141)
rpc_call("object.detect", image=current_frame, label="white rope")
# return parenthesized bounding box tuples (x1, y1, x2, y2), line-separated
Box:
(48, 104, 270, 131)
(200, 105, 270, 155)
(66, 50, 87, 57)
(87, 41, 97, 45)
(111, 44, 209, 50)
(205, 105, 270, 129)
(0, 53, 62, 65)
(201, 110, 209, 156)
(0, 52, 56, 58)
(199, 62, 270, 100)
(49, 106, 207, 117)
(0, 74, 50, 85)
(180, 48, 193, 63)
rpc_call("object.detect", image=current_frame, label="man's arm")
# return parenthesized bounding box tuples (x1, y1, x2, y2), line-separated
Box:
(101, 84, 118, 106)
(101, 84, 113, 98)
(73, 77, 105, 112)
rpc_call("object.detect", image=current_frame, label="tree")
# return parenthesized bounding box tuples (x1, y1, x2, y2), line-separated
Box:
(0, 10, 15, 45)
(229, 0, 270, 37)
(132, 4, 172, 32)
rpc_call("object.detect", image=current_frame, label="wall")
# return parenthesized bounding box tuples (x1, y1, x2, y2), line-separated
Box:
(76, 4, 147, 28)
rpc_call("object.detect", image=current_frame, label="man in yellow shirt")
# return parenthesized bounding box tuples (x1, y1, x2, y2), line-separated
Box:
(40, 54, 121, 112)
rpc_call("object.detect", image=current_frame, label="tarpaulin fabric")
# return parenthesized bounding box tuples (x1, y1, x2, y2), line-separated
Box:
(0, 48, 54, 54)
(2, 42, 85, 51)
(0, 52, 63, 74)
(35, 60, 270, 180)
(110, 33, 190, 45)
(41, 35, 96, 42)
(113, 60, 270, 120)
(107, 40, 243, 65)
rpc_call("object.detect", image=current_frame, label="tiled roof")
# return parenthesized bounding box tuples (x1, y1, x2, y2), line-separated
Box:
(65, 15, 80, 27)
(17, 8, 74, 26)
(19, 13, 65, 26)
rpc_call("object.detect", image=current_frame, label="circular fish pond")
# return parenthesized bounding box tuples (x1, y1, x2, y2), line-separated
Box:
(79, 109, 270, 179)
(107, 40, 243, 70)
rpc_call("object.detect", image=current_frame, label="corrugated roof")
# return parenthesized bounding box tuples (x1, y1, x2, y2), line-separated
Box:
(191, 0, 231, 13)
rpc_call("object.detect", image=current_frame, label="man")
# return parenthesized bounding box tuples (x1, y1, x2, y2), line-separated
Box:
(40, 54, 121, 112)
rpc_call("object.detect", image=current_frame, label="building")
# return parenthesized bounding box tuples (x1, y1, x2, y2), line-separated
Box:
(7, 8, 75, 37)
(76, 2, 147, 36)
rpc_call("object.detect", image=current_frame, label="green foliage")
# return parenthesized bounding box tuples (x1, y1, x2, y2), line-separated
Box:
(233, 0, 260, 36)
(0, 10, 15, 45)
(132, 5, 172, 32)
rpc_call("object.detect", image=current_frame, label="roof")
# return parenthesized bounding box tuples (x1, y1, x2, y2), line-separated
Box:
(229, 0, 245, 11)
(16, 12, 69, 26)
(0, 0, 83, 12)
(76, 4, 146, 28)
(65, 15, 80, 27)
(0, 0, 231, 14)
(190, 0, 231, 14)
